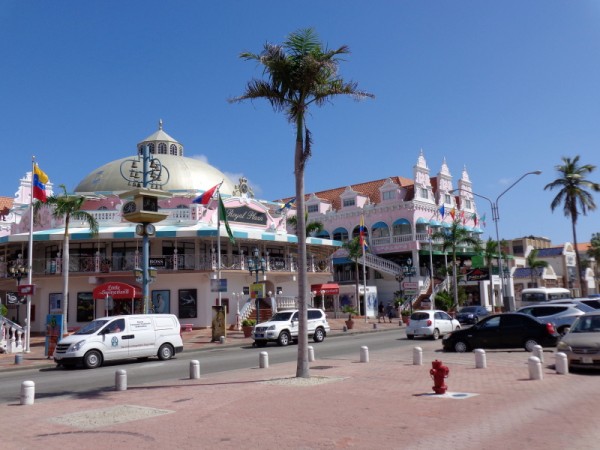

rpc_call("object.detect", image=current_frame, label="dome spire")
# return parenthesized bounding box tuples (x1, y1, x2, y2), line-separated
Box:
(159, 119, 163, 130)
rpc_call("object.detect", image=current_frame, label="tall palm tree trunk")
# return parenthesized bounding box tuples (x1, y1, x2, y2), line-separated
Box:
(571, 215, 586, 296)
(295, 119, 309, 379)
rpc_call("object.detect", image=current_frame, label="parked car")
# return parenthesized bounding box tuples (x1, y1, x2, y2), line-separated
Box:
(405, 310, 460, 340)
(252, 308, 330, 347)
(455, 306, 490, 325)
(517, 304, 587, 335)
(574, 298, 600, 310)
(557, 311, 600, 370)
(442, 313, 560, 353)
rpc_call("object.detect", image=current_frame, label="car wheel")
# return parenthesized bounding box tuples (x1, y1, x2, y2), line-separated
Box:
(407, 335, 415, 340)
(83, 350, 102, 369)
(313, 327, 325, 343)
(455, 325, 461, 331)
(524, 339, 539, 352)
(454, 341, 469, 353)
(255, 340, 267, 347)
(277, 331, 290, 346)
(158, 343, 174, 360)
(431, 328, 440, 340)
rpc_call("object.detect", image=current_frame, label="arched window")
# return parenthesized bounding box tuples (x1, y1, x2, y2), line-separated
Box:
(332, 227, 348, 242)
(148, 143, 155, 154)
(170, 144, 178, 155)
(316, 230, 330, 239)
(351, 225, 368, 240)
(392, 218, 411, 236)
(158, 143, 167, 154)
(371, 221, 389, 238)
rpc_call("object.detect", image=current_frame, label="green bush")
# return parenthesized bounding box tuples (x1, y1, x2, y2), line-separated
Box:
(0, 303, 7, 318)
(241, 318, 256, 327)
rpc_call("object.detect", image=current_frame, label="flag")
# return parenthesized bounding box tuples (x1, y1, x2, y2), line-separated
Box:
(460, 210, 466, 225)
(449, 207, 456, 220)
(481, 213, 487, 227)
(471, 213, 478, 227)
(218, 193, 235, 244)
(359, 215, 368, 251)
(438, 205, 445, 218)
(192, 182, 220, 205)
(276, 197, 296, 214)
(33, 163, 48, 202)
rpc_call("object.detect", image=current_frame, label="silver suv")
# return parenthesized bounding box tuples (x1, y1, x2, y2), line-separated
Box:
(517, 304, 588, 335)
(252, 308, 330, 347)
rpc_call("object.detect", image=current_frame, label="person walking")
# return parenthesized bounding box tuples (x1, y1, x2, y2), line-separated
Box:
(378, 302, 385, 323)
(386, 303, 394, 323)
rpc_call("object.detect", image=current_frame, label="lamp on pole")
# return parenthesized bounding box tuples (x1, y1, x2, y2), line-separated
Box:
(248, 247, 266, 323)
(450, 170, 541, 311)
(9, 255, 28, 328)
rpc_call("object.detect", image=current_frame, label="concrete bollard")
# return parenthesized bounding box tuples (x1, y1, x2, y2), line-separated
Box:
(20, 380, 35, 405)
(532, 345, 544, 363)
(474, 349, 487, 369)
(259, 351, 269, 368)
(308, 346, 315, 362)
(190, 360, 200, 379)
(555, 352, 569, 375)
(528, 356, 543, 380)
(219, 336, 225, 344)
(360, 346, 369, 363)
(343, 325, 347, 332)
(413, 347, 423, 366)
(373, 323, 377, 329)
(115, 369, 127, 391)
(15, 354, 23, 365)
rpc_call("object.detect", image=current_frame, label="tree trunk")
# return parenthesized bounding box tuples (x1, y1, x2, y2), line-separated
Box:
(62, 217, 70, 334)
(295, 120, 309, 379)
(571, 216, 586, 297)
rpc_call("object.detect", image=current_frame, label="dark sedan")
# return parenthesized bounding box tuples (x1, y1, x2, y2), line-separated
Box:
(455, 306, 490, 324)
(442, 313, 560, 353)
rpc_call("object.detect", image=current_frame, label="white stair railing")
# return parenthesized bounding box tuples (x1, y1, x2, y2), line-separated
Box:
(358, 253, 403, 277)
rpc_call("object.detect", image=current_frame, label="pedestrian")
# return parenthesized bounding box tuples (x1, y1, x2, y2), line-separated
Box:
(378, 302, 385, 323)
(386, 303, 394, 323)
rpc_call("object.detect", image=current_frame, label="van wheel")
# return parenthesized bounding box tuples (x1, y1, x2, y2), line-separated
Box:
(158, 344, 174, 360)
(277, 331, 290, 346)
(431, 328, 440, 340)
(83, 350, 102, 369)
(313, 327, 325, 343)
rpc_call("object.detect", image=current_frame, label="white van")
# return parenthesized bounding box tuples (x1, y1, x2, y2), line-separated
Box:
(517, 287, 572, 308)
(53, 314, 184, 369)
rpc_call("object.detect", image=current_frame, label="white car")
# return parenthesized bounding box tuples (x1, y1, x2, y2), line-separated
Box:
(252, 308, 330, 347)
(406, 310, 461, 340)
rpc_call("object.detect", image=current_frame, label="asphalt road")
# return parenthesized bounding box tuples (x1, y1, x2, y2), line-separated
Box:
(0, 328, 415, 403)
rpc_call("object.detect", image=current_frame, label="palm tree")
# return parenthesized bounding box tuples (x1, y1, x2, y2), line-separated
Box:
(525, 248, 549, 288)
(287, 212, 324, 237)
(544, 156, 600, 296)
(343, 236, 363, 316)
(231, 28, 373, 378)
(481, 237, 499, 309)
(432, 219, 480, 310)
(34, 185, 99, 332)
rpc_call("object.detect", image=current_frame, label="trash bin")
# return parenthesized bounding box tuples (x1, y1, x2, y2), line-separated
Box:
(15, 354, 23, 364)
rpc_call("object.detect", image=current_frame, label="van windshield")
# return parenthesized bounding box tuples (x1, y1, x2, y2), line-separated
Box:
(75, 319, 109, 335)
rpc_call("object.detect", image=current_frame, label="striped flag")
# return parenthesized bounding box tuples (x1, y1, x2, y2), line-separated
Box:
(218, 193, 235, 244)
(359, 215, 368, 251)
(33, 163, 49, 202)
(192, 182, 221, 205)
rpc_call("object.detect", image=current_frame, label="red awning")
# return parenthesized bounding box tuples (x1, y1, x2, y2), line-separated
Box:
(310, 283, 340, 295)
(92, 282, 142, 300)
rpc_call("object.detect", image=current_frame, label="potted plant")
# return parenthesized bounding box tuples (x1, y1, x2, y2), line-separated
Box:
(341, 305, 358, 330)
(241, 318, 256, 338)
(401, 308, 411, 324)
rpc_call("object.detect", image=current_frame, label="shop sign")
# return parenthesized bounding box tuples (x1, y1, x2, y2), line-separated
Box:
(225, 206, 267, 226)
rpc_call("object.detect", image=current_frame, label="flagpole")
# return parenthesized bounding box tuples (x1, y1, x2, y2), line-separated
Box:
(361, 240, 367, 323)
(25, 156, 36, 353)
(216, 189, 222, 308)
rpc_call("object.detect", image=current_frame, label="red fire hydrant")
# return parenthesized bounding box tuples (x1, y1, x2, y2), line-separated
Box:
(430, 360, 450, 394)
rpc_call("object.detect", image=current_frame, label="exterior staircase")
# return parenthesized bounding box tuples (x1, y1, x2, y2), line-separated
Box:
(358, 253, 403, 277)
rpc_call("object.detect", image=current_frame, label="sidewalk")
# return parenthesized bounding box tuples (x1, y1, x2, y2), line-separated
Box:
(2, 319, 599, 449)
(0, 317, 401, 370)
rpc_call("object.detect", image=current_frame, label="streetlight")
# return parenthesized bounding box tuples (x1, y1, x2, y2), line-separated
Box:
(8, 256, 27, 326)
(402, 258, 417, 313)
(247, 248, 266, 323)
(450, 170, 541, 311)
(119, 144, 171, 313)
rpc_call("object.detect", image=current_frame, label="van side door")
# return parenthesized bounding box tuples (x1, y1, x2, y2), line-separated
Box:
(126, 316, 156, 357)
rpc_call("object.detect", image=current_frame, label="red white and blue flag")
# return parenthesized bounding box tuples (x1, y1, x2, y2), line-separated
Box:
(192, 182, 220, 205)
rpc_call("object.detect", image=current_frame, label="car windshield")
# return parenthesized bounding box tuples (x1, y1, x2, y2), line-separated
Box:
(74, 319, 109, 335)
(574, 304, 595, 312)
(459, 307, 477, 313)
(570, 315, 600, 333)
(269, 312, 294, 321)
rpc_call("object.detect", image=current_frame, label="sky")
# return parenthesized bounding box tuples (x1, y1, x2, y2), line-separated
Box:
(1, 1, 599, 246)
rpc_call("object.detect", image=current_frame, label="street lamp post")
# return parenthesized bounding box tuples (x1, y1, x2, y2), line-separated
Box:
(9, 256, 28, 328)
(402, 258, 417, 313)
(320, 289, 325, 310)
(450, 170, 541, 311)
(248, 248, 266, 323)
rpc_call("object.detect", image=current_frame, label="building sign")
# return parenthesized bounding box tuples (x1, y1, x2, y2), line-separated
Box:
(466, 268, 489, 281)
(210, 279, 228, 292)
(225, 206, 267, 226)
(93, 282, 141, 300)
(250, 283, 265, 299)
(18, 284, 35, 296)
(149, 257, 166, 268)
